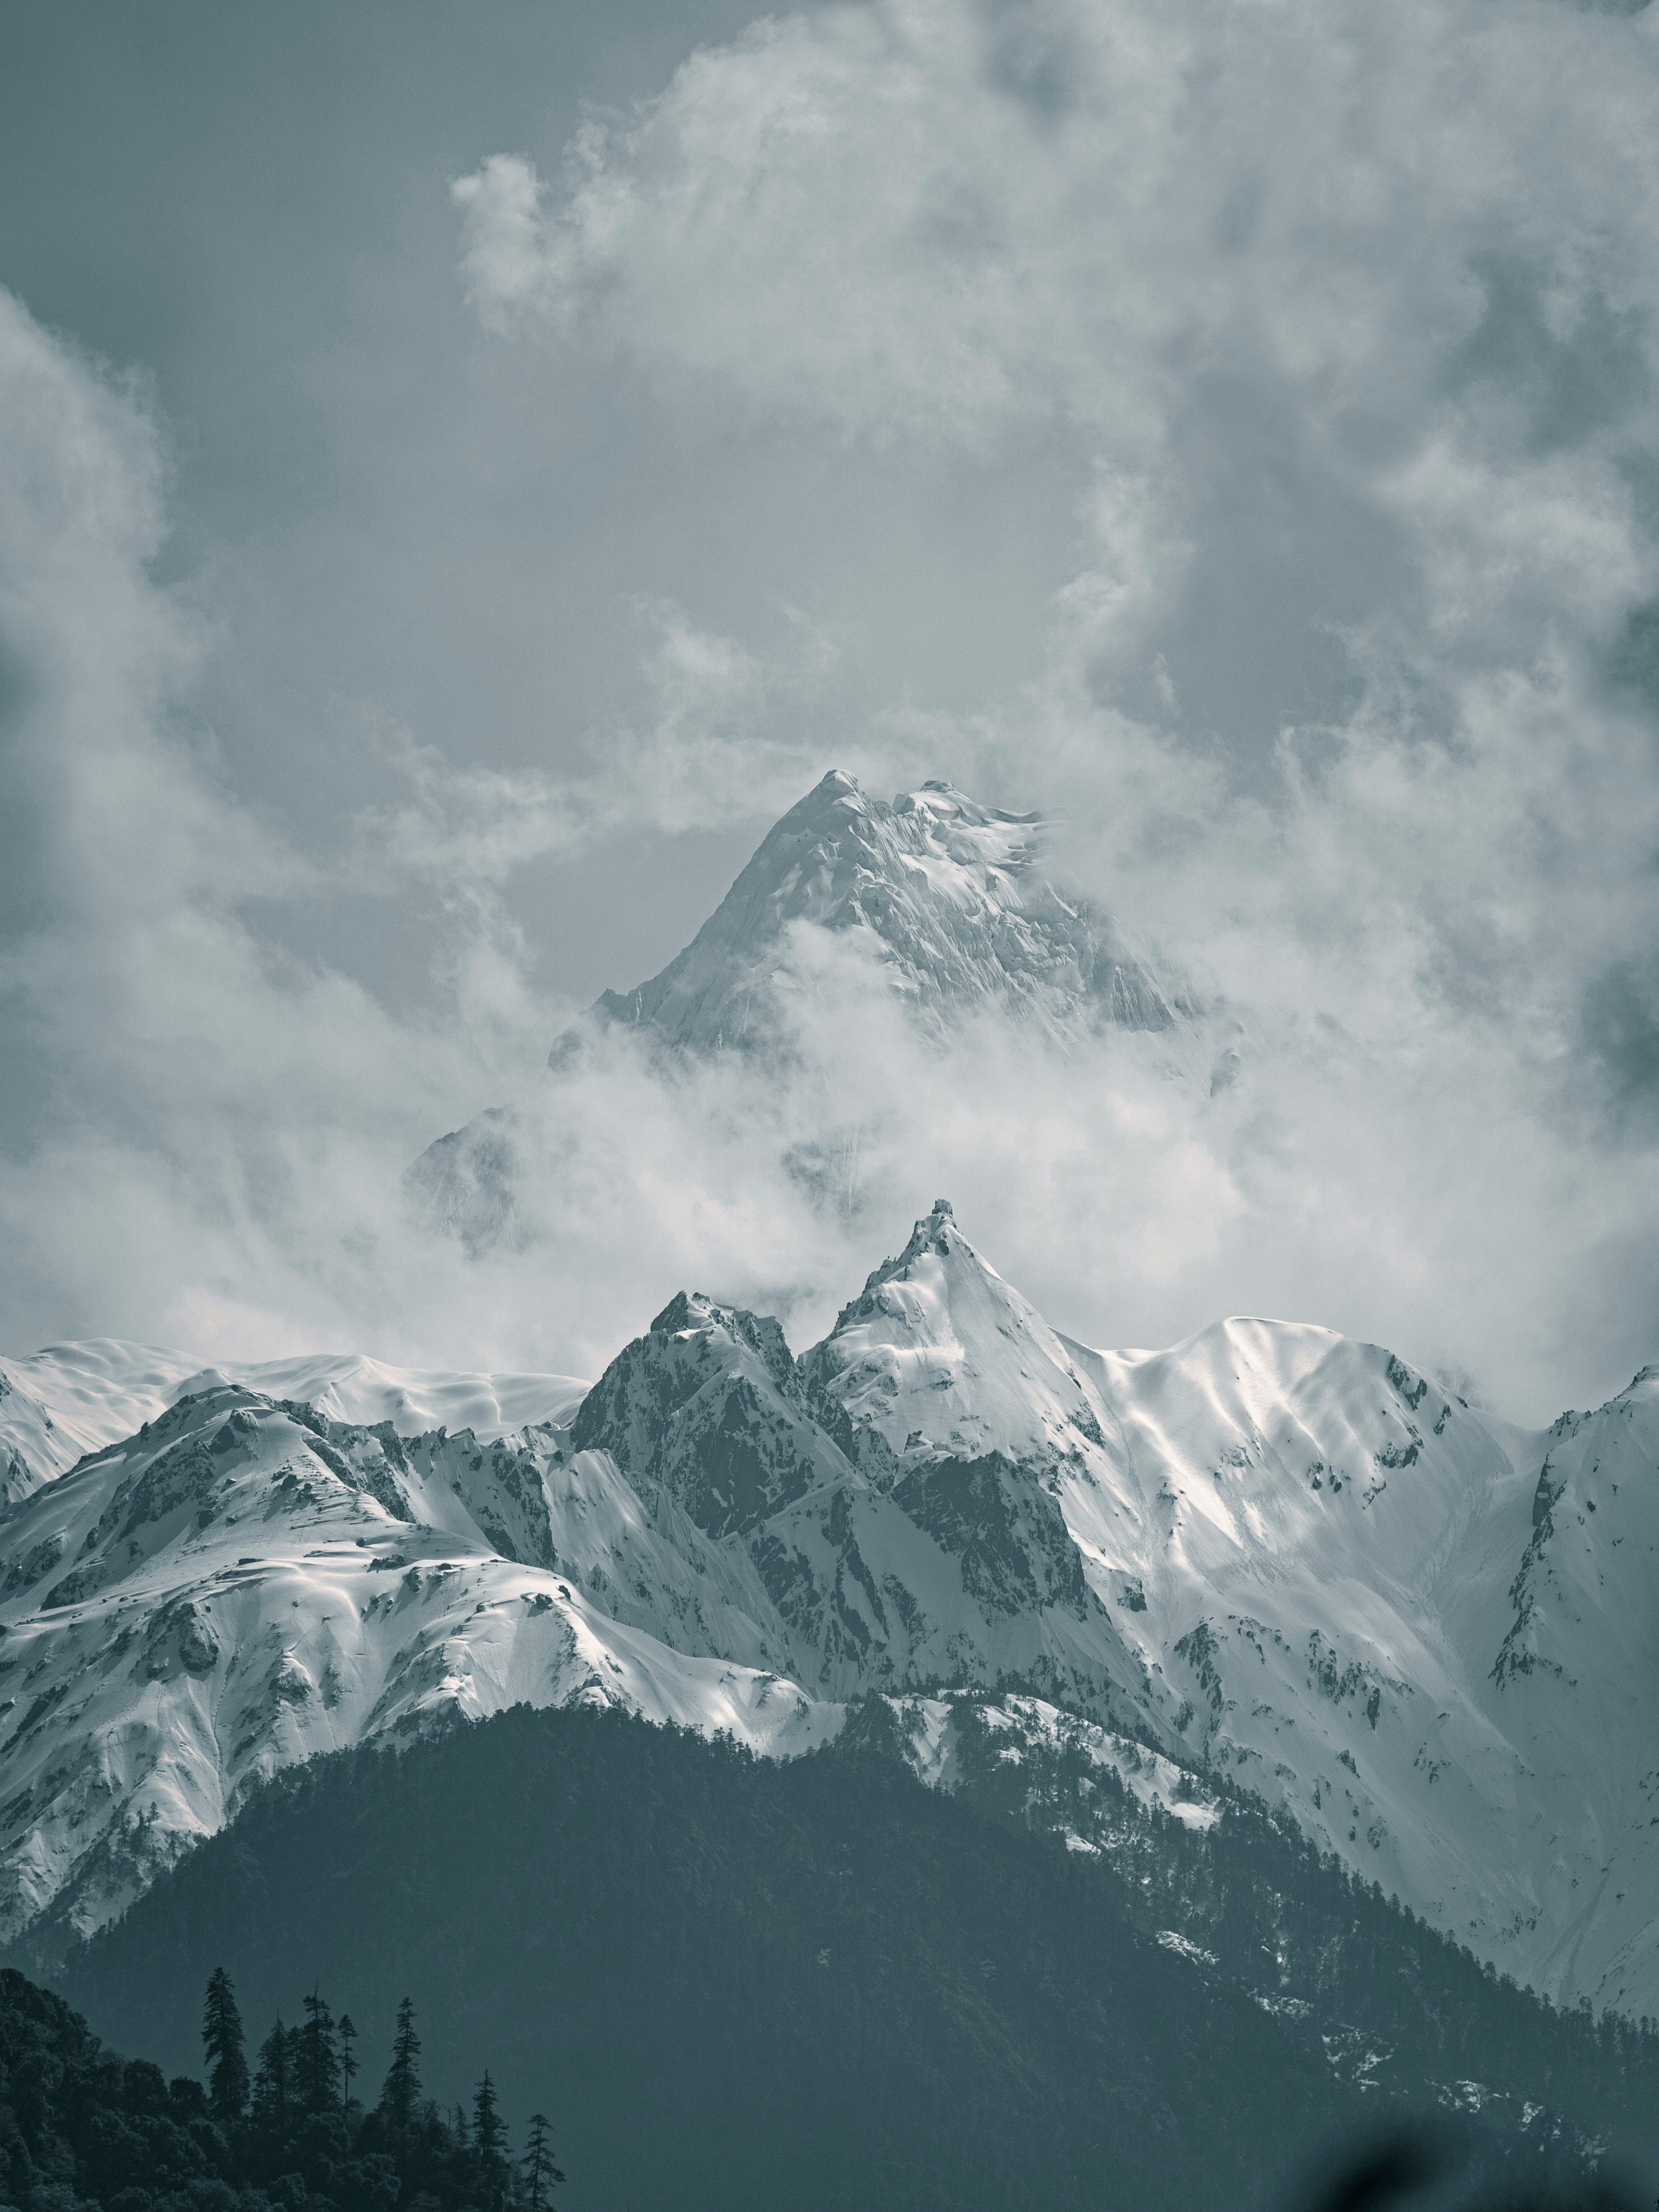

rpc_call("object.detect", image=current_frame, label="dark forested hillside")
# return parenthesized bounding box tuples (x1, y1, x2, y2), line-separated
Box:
(45, 1704, 1648, 2212)
(915, 1698, 1659, 2155)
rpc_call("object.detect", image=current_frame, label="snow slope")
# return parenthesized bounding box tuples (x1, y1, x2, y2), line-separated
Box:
(0, 1341, 586, 1504)
(0, 1386, 833, 1957)
(3, 1208, 1654, 2020)
(406, 772, 1218, 1249)
(567, 770, 1196, 1058)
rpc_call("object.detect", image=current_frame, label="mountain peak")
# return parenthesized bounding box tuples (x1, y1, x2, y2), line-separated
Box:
(555, 772, 1195, 1064)
(890, 1197, 960, 1268)
(411, 774, 1209, 1254)
(803, 1206, 1106, 1476)
(572, 1288, 855, 1538)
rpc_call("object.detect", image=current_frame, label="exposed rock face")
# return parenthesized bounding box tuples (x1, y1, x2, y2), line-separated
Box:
(570, 1292, 855, 1539)
(3, 1210, 1656, 2022)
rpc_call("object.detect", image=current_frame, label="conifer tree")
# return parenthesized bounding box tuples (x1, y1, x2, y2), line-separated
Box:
(521, 2113, 565, 2212)
(471, 2074, 508, 2212)
(379, 1997, 423, 2129)
(252, 2018, 292, 2131)
(299, 1989, 341, 2116)
(201, 1966, 250, 2125)
(339, 2013, 358, 2111)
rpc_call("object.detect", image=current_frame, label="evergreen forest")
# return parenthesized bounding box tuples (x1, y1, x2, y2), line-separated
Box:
(916, 1697, 1659, 2136)
(35, 1701, 1656, 2212)
(1, 1964, 559, 2212)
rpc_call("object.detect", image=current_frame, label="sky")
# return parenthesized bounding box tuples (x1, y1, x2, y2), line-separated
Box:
(2, 0, 1658, 1420)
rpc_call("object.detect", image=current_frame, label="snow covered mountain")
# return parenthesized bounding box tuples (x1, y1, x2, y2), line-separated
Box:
(3, 1206, 1655, 2024)
(406, 771, 1216, 1250)
(565, 770, 1195, 1058)
(0, 1340, 587, 1505)
(0, 1380, 839, 1959)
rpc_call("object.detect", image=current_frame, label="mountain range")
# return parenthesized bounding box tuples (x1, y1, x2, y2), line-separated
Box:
(3, 1199, 1655, 2026)
(2, 772, 1654, 2051)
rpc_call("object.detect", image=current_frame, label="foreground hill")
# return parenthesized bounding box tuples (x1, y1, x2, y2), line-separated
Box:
(55, 1704, 1650, 2212)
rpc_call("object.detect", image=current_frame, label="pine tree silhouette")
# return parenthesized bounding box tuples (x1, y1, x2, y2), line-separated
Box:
(338, 2012, 358, 2112)
(9, 1963, 571, 2210)
(251, 2018, 292, 2131)
(200, 1967, 249, 2125)
(471, 2073, 509, 2212)
(379, 1996, 423, 2129)
(299, 1989, 341, 2116)
(521, 2112, 565, 2212)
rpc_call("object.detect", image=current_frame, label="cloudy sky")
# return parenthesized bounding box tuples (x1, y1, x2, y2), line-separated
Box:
(2, 0, 1657, 1419)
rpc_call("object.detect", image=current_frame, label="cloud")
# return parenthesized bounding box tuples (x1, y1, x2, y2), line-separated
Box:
(453, 0, 1659, 715)
(351, 594, 926, 899)
(452, 154, 551, 331)
(0, 289, 498, 1362)
(0, 300, 936, 1382)
(8, 0, 1659, 1429)
(438, 0, 1659, 1420)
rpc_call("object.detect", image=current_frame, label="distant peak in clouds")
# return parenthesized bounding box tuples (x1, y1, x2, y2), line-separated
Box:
(561, 768, 1199, 1062)
(409, 772, 1221, 1256)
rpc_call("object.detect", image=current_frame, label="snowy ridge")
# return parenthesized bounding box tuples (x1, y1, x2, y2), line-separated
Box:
(2, 1206, 1655, 2020)
(884, 1690, 1220, 1833)
(0, 1385, 834, 1958)
(0, 1341, 587, 1504)
(803, 1198, 1118, 1476)
(562, 1257, 1163, 1724)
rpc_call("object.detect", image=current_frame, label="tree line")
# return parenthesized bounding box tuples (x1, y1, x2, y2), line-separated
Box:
(56, 1698, 1652, 2208)
(930, 1694, 1659, 2149)
(0, 1963, 563, 2212)
(201, 1970, 562, 2212)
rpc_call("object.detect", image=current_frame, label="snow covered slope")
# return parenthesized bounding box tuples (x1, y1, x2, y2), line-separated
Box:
(1, 1344, 206, 1507)
(566, 1270, 1165, 1724)
(3, 1207, 1654, 2020)
(568, 770, 1195, 1059)
(1073, 1326, 1659, 2019)
(0, 1384, 834, 1958)
(0, 1341, 586, 1504)
(406, 772, 1216, 1249)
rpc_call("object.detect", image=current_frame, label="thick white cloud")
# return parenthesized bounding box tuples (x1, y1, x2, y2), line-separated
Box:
(6, 0, 1659, 1425)
(440, 0, 1659, 1413)
(0, 291, 514, 1364)
(453, 0, 1659, 616)
(452, 0, 1659, 789)
(0, 293, 929, 1380)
